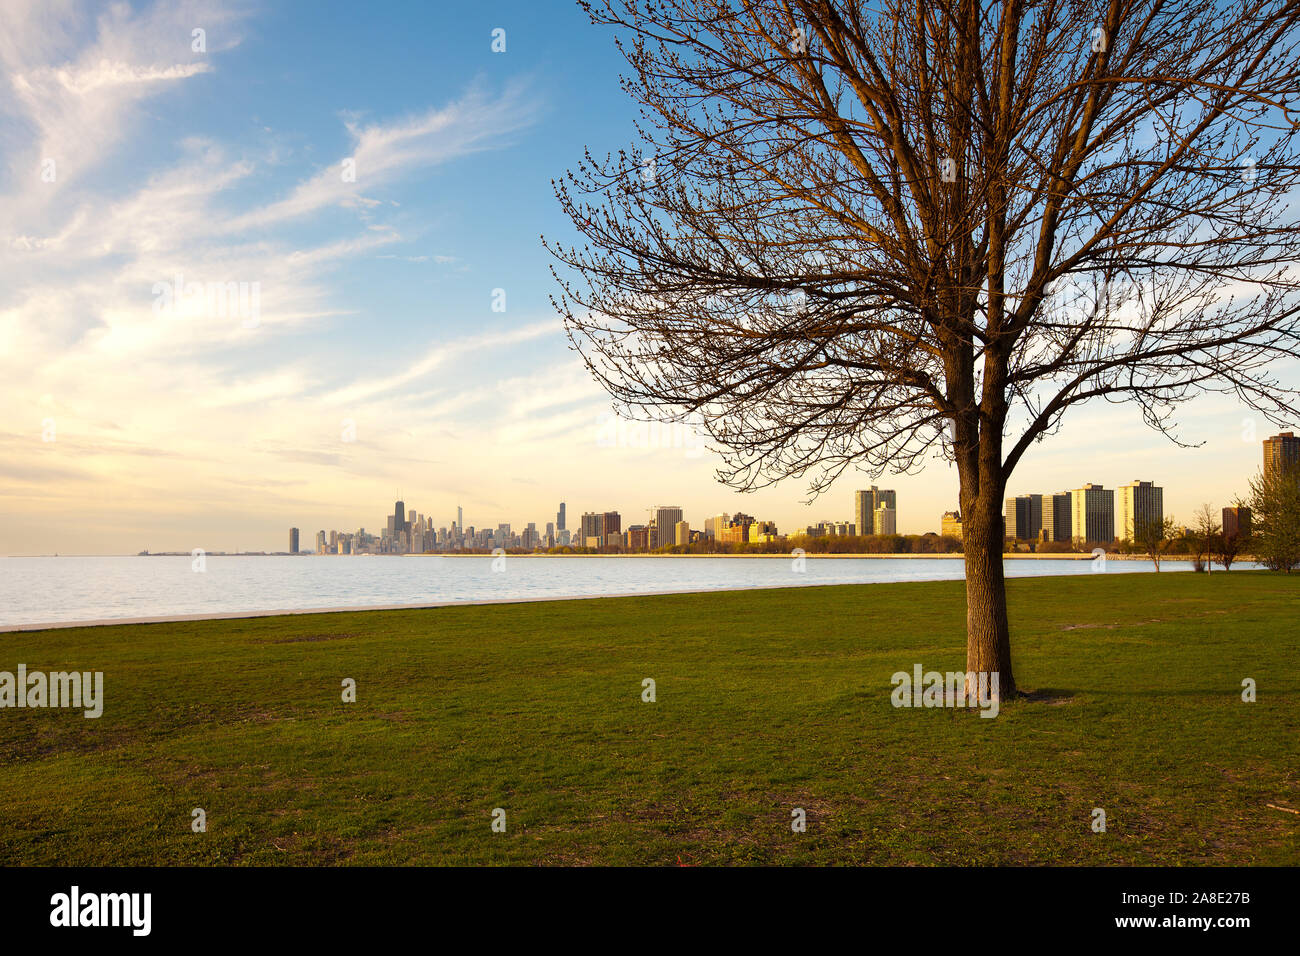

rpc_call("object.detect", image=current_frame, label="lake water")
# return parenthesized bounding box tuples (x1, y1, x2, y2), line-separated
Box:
(0, 554, 1235, 629)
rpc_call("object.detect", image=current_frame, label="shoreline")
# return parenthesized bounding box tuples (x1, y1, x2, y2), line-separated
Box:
(0, 564, 1261, 633)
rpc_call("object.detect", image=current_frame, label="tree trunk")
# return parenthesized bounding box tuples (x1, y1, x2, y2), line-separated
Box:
(962, 483, 1017, 699)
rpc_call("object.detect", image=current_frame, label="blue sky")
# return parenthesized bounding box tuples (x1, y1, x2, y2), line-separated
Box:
(0, 0, 1291, 553)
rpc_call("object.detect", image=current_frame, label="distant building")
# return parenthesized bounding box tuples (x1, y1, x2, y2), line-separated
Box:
(393, 500, 406, 535)
(873, 503, 897, 536)
(675, 520, 690, 546)
(941, 511, 963, 538)
(1222, 506, 1252, 540)
(1263, 432, 1300, 479)
(651, 506, 684, 549)
(703, 513, 729, 539)
(1071, 484, 1115, 544)
(556, 502, 566, 532)
(855, 486, 897, 536)
(1117, 480, 1163, 542)
(1041, 493, 1072, 543)
(580, 511, 622, 549)
(626, 525, 649, 550)
(289, 527, 299, 554)
(1004, 494, 1043, 541)
(316, 530, 327, 554)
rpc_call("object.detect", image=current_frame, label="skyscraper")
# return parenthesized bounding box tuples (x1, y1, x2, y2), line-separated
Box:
(457, 505, 463, 532)
(1071, 484, 1115, 545)
(1041, 493, 1072, 542)
(1263, 432, 1300, 479)
(873, 503, 897, 535)
(854, 490, 872, 538)
(651, 505, 684, 549)
(855, 486, 897, 534)
(557, 502, 566, 532)
(289, 527, 299, 554)
(1117, 480, 1163, 541)
(393, 500, 406, 534)
(1004, 494, 1043, 541)
(1223, 506, 1252, 539)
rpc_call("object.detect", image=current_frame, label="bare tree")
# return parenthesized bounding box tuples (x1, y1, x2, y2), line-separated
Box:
(1133, 514, 1176, 571)
(548, 0, 1300, 696)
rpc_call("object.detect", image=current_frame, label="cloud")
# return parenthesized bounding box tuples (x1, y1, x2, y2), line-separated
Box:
(226, 80, 540, 232)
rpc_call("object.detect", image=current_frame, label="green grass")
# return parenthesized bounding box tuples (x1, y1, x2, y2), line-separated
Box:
(1, 571, 1298, 865)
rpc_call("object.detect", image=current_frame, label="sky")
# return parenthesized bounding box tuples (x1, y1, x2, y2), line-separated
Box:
(0, 0, 1293, 555)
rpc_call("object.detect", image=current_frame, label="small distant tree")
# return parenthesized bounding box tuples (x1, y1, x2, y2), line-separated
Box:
(1134, 514, 1177, 571)
(1246, 467, 1300, 572)
(1191, 503, 1222, 572)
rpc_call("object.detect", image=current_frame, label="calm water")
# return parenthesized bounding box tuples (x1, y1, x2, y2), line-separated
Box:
(0, 554, 1231, 628)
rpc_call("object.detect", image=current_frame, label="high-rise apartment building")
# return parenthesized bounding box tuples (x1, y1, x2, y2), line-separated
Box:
(289, 527, 299, 554)
(1117, 480, 1163, 541)
(1263, 432, 1300, 479)
(855, 486, 898, 535)
(1222, 506, 1252, 539)
(704, 513, 729, 539)
(1071, 484, 1115, 544)
(873, 504, 897, 535)
(580, 511, 621, 548)
(854, 490, 872, 539)
(1041, 493, 1072, 542)
(675, 520, 690, 546)
(1004, 494, 1043, 541)
(651, 506, 684, 549)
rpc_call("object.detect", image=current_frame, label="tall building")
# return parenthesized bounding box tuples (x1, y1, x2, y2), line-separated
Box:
(289, 527, 299, 554)
(580, 511, 621, 548)
(1263, 432, 1300, 479)
(1222, 506, 1252, 539)
(704, 513, 729, 539)
(316, 530, 327, 554)
(675, 520, 690, 546)
(856, 486, 897, 534)
(651, 505, 684, 549)
(556, 502, 566, 532)
(393, 500, 406, 534)
(1004, 494, 1043, 541)
(1041, 493, 1072, 542)
(457, 506, 463, 533)
(873, 504, 897, 535)
(941, 511, 963, 538)
(603, 511, 621, 547)
(854, 490, 872, 539)
(1117, 480, 1163, 541)
(1071, 484, 1115, 545)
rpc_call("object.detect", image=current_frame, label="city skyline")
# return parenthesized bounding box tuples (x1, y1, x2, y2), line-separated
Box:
(268, 436, 1277, 556)
(1, 1, 1295, 556)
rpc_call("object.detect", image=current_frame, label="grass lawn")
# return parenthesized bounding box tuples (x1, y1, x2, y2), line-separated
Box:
(1, 571, 1297, 865)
